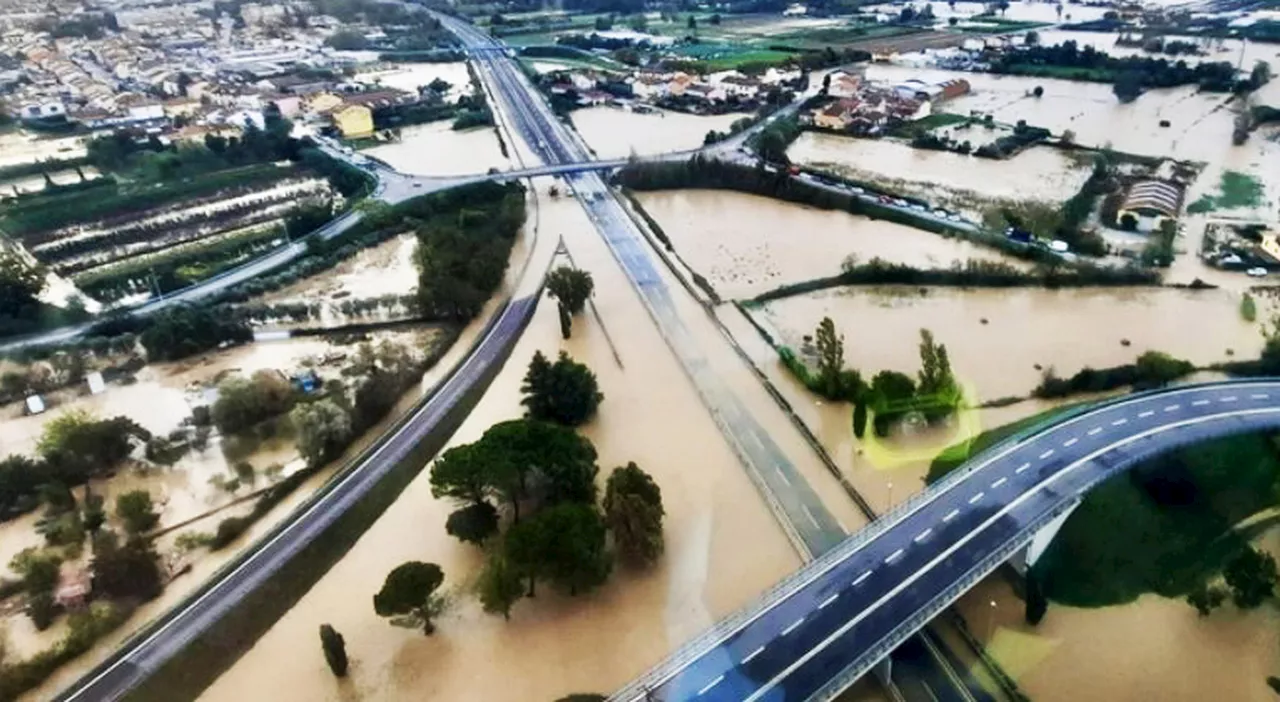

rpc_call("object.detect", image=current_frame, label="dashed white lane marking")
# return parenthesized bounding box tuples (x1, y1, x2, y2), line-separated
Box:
(1087, 427, 1102, 436)
(1164, 404, 1181, 412)
(992, 477, 1008, 488)
(782, 617, 806, 636)
(969, 492, 984, 504)
(914, 528, 932, 543)
(1015, 463, 1030, 474)
(885, 549, 904, 564)
(1112, 418, 1128, 426)
(1039, 449, 1055, 459)
(1063, 438, 1078, 447)
(1191, 399, 1210, 406)
(742, 645, 766, 664)
(776, 468, 792, 487)
(1138, 411, 1155, 418)
(1221, 396, 1238, 402)
(853, 571, 872, 586)
(697, 675, 725, 696)
(943, 509, 960, 522)
(1252, 393, 1269, 400)
(802, 505, 821, 529)
(818, 592, 840, 610)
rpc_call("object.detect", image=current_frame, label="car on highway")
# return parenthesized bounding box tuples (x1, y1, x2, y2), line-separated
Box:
(848, 186, 865, 194)
(1248, 267, 1269, 277)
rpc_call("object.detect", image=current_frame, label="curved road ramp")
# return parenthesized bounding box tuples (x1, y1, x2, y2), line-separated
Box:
(609, 380, 1280, 701)
(55, 294, 541, 702)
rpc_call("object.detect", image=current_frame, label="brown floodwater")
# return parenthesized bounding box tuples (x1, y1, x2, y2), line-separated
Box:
(635, 189, 1028, 300)
(756, 285, 1260, 403)
(362, 121, 509, 176)
(571, 106, 744, 159)
(789, 133, 1091, 211)
(953, 528, 1280, 702)
(200, 185, 810, 702)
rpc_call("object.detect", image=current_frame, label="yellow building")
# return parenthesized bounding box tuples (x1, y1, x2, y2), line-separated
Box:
(332, 104, 373, 138)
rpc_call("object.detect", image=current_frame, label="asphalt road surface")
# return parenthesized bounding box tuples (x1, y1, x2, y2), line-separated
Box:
(611, 381, 1280, 701)
(55, 296, 540, 702)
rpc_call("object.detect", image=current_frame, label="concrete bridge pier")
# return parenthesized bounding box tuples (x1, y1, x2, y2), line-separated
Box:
(872, 657, 902, 701)
(1008, 499, 1082, 576)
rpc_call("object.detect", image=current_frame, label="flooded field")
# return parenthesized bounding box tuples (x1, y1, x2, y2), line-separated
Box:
(571, 105, 744, 159)
(261, 231, 419, 309)
(755, 285, 1259, 403)
(954, 530, 1280, 702)
(362, 121, 509, 176)
(200, 188, 811, 702)
(356, 62, 473, 102)
(790, 133, 1090, 208)
(0, 167, 102, 199)
(0, 132, 86, 169)
(634, 189, 1028, 299)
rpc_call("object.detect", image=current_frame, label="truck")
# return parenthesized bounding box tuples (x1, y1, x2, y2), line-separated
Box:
(1004, 227, 1033, 243)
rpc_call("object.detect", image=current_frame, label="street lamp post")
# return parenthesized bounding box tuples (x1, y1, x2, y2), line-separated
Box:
(886, 481, 894, 512)
(986, 600, 998, 641)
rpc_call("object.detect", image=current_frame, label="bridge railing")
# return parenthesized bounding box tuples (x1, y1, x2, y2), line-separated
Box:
(609, 379, 1280, 700)
(810, 495, 1083, 702)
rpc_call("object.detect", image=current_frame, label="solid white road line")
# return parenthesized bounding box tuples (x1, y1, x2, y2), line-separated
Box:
(1015, 463, 1030, 474)
(1087, 427, 1102, 436)
(1138, 411, 1154, 418)
(740, 406, 1280, 702)
(992, 477, 1008, 488)
(968, 492, 984, 504)
(1039, 449, 1054, 459)
(943, 509, 960, 522)
(1063, 438, 1078, 447)
(853, 571, 872, 586)
(885, 549, 904, 564)
(819, 593, 840, 610)
(697, 675, 725, 696)
(914, 528, 932, 543)
(782, 617, 806, 636)
(742, 645, 766, 664)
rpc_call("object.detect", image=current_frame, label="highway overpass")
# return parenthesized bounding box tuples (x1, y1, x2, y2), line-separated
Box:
(609, 380, 1280, 701)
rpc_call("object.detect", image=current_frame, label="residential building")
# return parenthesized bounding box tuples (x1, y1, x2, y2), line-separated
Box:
(828, 70, 862, 98)
(814, 98, 860, 130)
(331, 103, 373, 137)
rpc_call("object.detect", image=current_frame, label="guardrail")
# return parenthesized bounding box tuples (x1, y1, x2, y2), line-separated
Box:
(610, 378, 1280, 700)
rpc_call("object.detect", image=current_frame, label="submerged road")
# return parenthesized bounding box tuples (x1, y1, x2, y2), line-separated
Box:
(612, 380, 1280, 701)
(56, 300, 543, 701)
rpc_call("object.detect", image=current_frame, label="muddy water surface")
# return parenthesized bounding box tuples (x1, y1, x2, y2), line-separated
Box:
(789, 134, 1090, 206)
(635, 190, 1029, 299)
(357, 62, 473, 102)
(572, 106, 744, 159)
(362, 121, 509, 176)
(200, 189, 806, 702)
(758, 285, 1259, 403)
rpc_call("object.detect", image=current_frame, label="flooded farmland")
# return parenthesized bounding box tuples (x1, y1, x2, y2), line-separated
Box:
(755, 285, 1259, 404)
(789, 133, 1091, 211)
(571, 105, 744, 159)
(634, 190, 1028, 299)
(356, 62, 473, 102)
(199, 188, 810, 702)
(362, 121, 509, 176)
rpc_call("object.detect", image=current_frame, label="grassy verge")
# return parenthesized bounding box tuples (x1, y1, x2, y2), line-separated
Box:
(1035, 432, 1280, 606)
(927, 402, 1085, 483)
(1187, 170, 1265, 213)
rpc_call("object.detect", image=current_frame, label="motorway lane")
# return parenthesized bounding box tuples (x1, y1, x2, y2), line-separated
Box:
(449, 18, 851, 557)
(57, 295, 539, 701)
(618, 381, 1280, 701)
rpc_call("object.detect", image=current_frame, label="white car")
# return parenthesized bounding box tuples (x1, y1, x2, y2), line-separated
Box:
(1247, 267, 1268, 278)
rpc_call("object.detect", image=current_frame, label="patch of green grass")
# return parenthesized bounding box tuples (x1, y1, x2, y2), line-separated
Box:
(1186, 170, 1265, 213)
(1035, 433, 1280, 607)
(927, 403, 1085, 483)
(886, 112, 971, 138)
